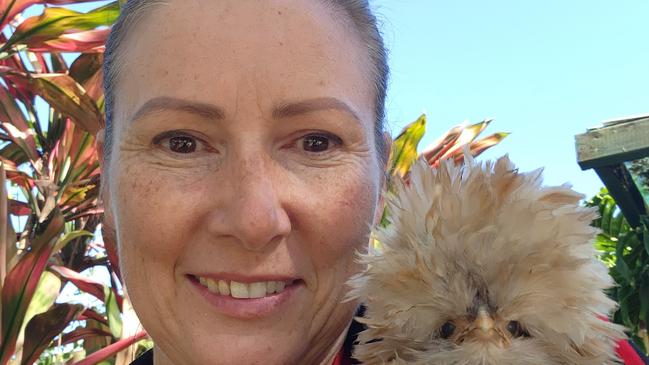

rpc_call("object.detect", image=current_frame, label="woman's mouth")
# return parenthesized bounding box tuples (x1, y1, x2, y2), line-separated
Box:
(193, 275, 293, 298)
(187, 274, 304, 318)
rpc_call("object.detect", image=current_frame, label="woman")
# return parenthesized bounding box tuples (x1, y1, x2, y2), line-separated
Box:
(98, 1, 649, 364)
(99, 0, 388, 364)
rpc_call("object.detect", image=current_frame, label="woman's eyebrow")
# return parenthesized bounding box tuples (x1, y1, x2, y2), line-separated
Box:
(273, 97, 362, 123)
(129, 96, 361, 124)
(130, 96, 226, 123)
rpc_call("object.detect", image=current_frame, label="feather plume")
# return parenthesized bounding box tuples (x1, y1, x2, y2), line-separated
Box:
(347, 155, 626, 365)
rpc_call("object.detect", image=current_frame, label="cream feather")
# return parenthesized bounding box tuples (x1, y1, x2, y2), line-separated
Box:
(347, 155, 626, 365)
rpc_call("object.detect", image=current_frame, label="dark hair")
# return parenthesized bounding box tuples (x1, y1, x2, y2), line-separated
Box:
(102, 0, 389, 164)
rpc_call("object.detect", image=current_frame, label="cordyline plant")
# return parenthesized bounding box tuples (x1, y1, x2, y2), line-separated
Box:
(0, 2, 146, 365)
(388, 115, 508, 179)
(0, 2, 509, 365)
(586, 189, 649, 354)
(375, 115, 508, 241)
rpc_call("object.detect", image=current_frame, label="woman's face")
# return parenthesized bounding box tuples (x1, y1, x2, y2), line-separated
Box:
(102, 0, 384, 364)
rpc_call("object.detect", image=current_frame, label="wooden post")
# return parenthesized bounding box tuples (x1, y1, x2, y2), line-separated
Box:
(575, 115, 649, 227)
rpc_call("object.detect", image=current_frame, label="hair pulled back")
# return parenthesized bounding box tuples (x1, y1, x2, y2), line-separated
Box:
(102, 0, 389, 164)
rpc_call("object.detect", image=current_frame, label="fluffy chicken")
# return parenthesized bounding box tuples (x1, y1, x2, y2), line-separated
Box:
(347, 155, 626, 365)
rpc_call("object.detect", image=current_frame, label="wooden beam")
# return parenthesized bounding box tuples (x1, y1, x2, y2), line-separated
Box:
(576, 116, 649, 170)
(594, 164, 647, 227)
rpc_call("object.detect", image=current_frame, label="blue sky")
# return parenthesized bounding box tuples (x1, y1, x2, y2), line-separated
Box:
(30, 1, 649, 198)
(373, 0, 649, 198)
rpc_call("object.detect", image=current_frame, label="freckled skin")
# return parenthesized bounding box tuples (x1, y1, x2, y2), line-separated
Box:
(99, 1, 384, 365)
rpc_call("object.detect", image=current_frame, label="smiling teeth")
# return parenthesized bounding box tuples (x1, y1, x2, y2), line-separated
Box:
(218, 280, 230, 295)
(197, 277, 290, 298)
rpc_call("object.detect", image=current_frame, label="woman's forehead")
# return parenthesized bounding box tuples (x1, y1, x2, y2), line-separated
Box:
(115, 0, 375, 126)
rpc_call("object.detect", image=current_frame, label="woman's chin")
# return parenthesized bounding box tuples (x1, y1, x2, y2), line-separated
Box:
(147, 278, 314, 364)
(155, 339, 304, 365)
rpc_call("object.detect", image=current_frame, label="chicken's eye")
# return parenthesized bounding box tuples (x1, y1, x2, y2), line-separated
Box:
(506, 320, 529, 338)
(439, 321, 456, 339)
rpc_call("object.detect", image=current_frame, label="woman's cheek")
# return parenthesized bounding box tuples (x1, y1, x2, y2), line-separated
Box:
(113, 163, 197, 267)
(306, 164, 378, 270)
(112, 164, 203, 333)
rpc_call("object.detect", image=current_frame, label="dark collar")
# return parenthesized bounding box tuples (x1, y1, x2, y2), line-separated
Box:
(342, 305, 365, 364)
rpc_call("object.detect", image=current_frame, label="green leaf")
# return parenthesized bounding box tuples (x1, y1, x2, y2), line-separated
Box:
(639, 278, 649, 324)
(4, 71, 103, 134)
(0, 122, 40, 164)
(615, 240, 633, 284)
(610, 214, 625, 238)
(389, 114, 426, 177)
(52, 229, 93, 253)
(21, 303, 84, 365)
(18, 271, 61, 345)
(0, 209, 64, 365)
(1, 2, 119, 53)
(0, 0, 106, 29)
(642, 216, 649, 256)
(601, 197, 614, 234)
(105, 286, 122, 339)
(0, 84, 30, 133)
(0, 85, 39, 163)
(619, 296, 633, 329)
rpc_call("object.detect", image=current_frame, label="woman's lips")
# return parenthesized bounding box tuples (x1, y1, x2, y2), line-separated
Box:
(187, 274, 304, 319)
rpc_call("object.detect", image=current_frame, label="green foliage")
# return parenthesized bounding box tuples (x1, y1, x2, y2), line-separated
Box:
(629, 157, 649, 198)
(0, 2, 146, 365)
(587, 188, 649, 353)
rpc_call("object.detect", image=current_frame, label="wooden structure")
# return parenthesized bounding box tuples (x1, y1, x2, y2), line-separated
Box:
(575, 114, 649, 227)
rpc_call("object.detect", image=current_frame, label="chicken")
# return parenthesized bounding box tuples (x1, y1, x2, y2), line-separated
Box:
(346, 155, 626, 365)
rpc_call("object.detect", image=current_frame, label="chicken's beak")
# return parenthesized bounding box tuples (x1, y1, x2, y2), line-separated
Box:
(465, 306, 510, 349)
(475, 307, 495, 333)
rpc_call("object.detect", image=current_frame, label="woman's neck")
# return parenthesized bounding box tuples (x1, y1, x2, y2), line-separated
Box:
(316, 324, 349, 365)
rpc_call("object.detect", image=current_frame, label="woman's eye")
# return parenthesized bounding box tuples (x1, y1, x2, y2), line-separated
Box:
(168, 135, 197, 153)
(153, 132, 209, 155)
(301, 133, 341, 153)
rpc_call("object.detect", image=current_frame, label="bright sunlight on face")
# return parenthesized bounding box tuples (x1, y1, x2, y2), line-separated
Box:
(102, 1, 384, 364)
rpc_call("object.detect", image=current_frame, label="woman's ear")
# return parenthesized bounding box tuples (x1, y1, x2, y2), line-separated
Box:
(380, 131, 392, 191)
(372, 194, 385, 226)
(95, 127, 113, 226)
(95, 128, 108, 208)
(381, 131, 392, 171)
(372, 131, 391, 227)
(96, 128, 106, 168)
(95, 128, 122, 278)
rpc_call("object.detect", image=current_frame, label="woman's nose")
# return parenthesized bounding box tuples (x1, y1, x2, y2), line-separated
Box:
(211, 156, 292, 252)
